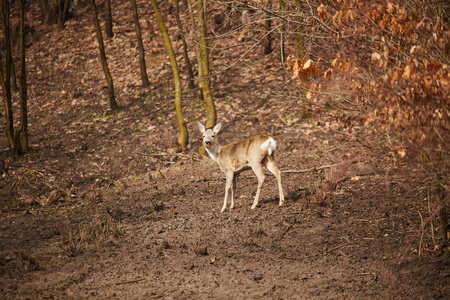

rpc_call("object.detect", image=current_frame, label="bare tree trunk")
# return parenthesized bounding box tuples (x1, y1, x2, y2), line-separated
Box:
(197, 0, 216, 129)
(2, 0, 17, 92)
(105, 0, 113, 38)
(262, 1, 273, 55)
(9, 52, 17, 92)
(436, 175, 449, 243)
(197, 0, 216, 158)
(58, 0, 70, 27)
(0, 0, 16, 153)
(130, 0, 150, 87)
(150, 0, 188, 150)
(279, 0, 285, 64)
(187, 0, 203, 99)
(174, 0, 195, 89)
(40, 0, 71, 25)
(38, 0, 49, 17)
(16, 0, 28, 153)
(295, 0, 305, 59)
(0, 54, 14, 152)
(57, 0, 62, 26)
(90, 0, 118, 111)
(186, 0, 196, 34)
(295, 0, 309, 119)
(45, 1, 59, 23)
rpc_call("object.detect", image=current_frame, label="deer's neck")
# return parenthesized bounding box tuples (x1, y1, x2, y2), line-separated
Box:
(206, 143, 221, 162)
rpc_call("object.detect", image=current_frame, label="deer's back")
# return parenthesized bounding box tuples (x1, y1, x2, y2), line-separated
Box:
(218, 134, 271, 172)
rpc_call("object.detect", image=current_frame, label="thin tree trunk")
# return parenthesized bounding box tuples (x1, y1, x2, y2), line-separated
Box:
(197, 0, 216, 158)
(90, 0, 118, 111)
(197, 0, 216, 129)
(130, 0, 150, 87)
(105, 0, 113, 38)
(279, 0, 285, 64)
(0, 55, 14, 152)
(263, 1, 272, 55)
(63, 0, 70, 21)
(57, 0, 62, 26)
(9, 53, 17, 92)
(41, 0, 70, 25)
(16, 0, 28, 153)
(0, 0, 16, 153)
(58, 0, 70, 27)
(295, 0, 305, 59)
(174, 0, 195, 89)
(186, 0, 196, 32)
(295, 0, 309, 119)
(436, 175, 448, 243)
(38, 0, 49, 18)
(45, 1, 59, 23)
(150, 0, 188, 150)
(187, 0, 203, 99)
(3, 0, 17, 92)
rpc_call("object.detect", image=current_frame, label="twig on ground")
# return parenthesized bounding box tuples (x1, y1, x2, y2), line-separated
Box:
(241, 164, 341, 179)
(278, 224, 292, 240)
(418, 211, 424, 258)
(283, 243, 353, 260)
(115, 278, 145, 286)
(9, 177, 22, 193)
(281, 163, 341, 174)
(23, 168, 45, 177)
(143, 152, 189, 158)
(25, 181, 40, 193)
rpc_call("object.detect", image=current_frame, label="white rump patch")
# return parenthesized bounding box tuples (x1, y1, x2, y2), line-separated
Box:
(261, 137, 276, 155)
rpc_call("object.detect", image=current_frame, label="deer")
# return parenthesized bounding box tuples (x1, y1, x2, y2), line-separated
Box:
(198, 122, 284, 212)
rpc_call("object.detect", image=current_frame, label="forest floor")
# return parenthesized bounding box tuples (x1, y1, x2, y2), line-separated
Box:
(1, 1, 449, 299)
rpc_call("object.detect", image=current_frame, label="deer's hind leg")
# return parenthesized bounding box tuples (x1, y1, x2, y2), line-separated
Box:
(250, 162, 265, 210)
(263, 155, 285, 206)
(230, 173, 239, 209)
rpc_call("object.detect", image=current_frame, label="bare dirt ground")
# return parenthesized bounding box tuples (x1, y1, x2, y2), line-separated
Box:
(1, 1, 449, 299)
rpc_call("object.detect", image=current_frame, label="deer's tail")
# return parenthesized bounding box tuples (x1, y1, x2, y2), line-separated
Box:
(261, 137, 276, 156)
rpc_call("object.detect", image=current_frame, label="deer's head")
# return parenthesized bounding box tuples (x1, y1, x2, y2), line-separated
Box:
(198, 123, 222, 149)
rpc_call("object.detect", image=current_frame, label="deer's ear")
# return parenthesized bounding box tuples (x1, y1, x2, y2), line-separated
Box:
(198, 122, 206, 133)
(213, 123, 222, 133)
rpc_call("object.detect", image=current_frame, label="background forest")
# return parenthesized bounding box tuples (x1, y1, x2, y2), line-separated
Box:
(0, 0, 449, 298)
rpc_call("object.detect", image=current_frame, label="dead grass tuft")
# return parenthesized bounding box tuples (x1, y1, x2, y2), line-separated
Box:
(63, 213, 124, 257)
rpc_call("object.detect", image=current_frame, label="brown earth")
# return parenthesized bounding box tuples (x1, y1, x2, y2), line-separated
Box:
(1, 1, 449, 299)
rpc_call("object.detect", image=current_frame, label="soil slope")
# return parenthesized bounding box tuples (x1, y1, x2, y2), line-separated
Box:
(1, 1, 449, 299)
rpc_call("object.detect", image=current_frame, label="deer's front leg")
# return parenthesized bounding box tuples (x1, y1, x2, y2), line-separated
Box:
(222, 171, 234, 213)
